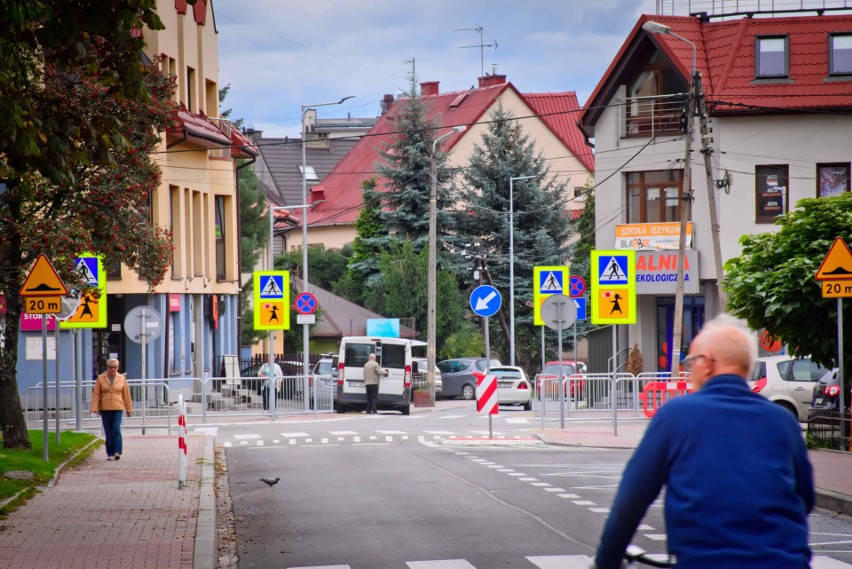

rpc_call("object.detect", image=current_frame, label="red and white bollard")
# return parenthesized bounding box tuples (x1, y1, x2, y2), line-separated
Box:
(475, 372, 498, 439)
(178, 394, 187, 489)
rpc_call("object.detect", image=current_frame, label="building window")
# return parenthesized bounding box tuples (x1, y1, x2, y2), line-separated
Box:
(298, 165, 319, 183)
(626, 170, 685, 223)
(830, 34, 852, 75)
(817, 163, 850, 198)
(755, 165, 789, 223)
(574, 187, 584, 199)
(170, 185, 182, 278)
(756, 36, 788, 78)
(215, 196, 226, 280)
(625, 54, 688, 137)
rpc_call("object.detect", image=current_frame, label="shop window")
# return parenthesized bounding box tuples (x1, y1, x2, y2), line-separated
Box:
(817, 163, 850, 198)
(755, 165, 789, 223)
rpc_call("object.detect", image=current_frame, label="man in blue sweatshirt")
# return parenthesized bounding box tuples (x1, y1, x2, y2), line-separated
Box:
(593, 314, 814, 569)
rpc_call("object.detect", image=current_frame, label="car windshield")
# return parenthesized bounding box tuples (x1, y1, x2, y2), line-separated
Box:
(314, 360, 333, 376)
(543, 363, 576, 375)
(493, 370, 521, 380)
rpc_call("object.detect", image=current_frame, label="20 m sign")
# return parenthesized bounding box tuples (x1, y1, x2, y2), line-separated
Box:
(26, 297, 61, 314)
(823, 281, 852, 298)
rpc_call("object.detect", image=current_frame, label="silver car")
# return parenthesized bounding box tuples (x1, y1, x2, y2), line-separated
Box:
(748, 355, 835, 422)
(437, 357, 502, 400)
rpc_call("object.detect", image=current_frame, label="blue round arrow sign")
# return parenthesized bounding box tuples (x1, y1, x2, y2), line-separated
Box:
(470, 285, 502, 318)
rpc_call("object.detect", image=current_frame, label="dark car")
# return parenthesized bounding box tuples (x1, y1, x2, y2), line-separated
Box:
(808, 369, 850, 447)
(437, 357, 501, 400)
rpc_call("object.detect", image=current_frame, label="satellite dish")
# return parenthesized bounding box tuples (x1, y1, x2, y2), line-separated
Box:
(55, 295, 81, 321)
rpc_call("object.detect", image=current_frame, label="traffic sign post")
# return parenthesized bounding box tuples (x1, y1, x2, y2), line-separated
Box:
(590, 251, 636, 325)
(475, 372, 498, 439)
(125, 306, 163, 435)
(254, 271, 290, 330)
(815, 236, 851, 422)
(540, 294, 576, 426)
(294, 291, 318, 315)
(568, 275, 586, 298)
(61, 254, 107, 329)
(470, 285, 501, 413)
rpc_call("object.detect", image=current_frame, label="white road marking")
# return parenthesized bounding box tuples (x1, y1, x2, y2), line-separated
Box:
(377, 430, 407, 435)
(406, 560, 476, 568)
(280, 432, 311, 438)
(644, 534, 667, 541)
(589, 507, 610, 513)
(558, 494, 580, 499)
(527, 555, 594, 568)
(234, 434, 261, 440)
(572, 500, 596, 506)
(329, 430, 358, 436)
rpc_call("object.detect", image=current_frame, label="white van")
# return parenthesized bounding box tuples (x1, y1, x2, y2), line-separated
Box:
(336, 336, 426, 415)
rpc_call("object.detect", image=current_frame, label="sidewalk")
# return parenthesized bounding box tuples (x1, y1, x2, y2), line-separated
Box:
(0, 434, 215, 569)
(534, 418, 852, 517)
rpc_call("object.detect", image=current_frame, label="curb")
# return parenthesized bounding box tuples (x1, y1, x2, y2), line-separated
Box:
(815, 488, 852, 517)
(194, 436, 217, 569)
(440, 437, 542, 447)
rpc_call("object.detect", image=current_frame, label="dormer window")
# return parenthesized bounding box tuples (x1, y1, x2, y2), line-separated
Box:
(299, 165, 319, 183)
(830, 34, 852, 76)
(756, 36, 788, 78)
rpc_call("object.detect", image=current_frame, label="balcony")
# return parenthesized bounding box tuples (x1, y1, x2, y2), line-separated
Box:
(622, 93, 687, 138)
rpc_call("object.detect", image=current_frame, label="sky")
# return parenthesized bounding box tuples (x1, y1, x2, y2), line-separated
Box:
(213, 0, 660, 138)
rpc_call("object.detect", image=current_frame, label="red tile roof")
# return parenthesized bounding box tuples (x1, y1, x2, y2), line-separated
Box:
(168, 106, 232, 148)
(307, 82, 595, 228)
(230, 128, 258, 159)
(581, 13, 852, 129)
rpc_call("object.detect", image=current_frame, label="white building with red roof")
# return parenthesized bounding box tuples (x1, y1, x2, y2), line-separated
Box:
(285, 74, 595, 250)
(579, 9, 852, 372)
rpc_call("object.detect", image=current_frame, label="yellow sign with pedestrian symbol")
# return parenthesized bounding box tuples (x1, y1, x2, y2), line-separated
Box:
(61, 254, 107, 329)
(253, 271, 290, 330)
(590, 250, 636, 325)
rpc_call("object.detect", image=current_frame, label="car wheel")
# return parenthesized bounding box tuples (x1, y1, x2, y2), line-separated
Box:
(523, 401, 531, 411)
(462, 384, 475, 400)
(337, 404, 347, 414)
(401, 404, 410, 416)
(776, 401, 799, 421)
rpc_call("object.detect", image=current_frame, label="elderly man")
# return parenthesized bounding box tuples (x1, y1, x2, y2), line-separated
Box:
(593, 314, 814, 569)
(363, 353, 388, 414)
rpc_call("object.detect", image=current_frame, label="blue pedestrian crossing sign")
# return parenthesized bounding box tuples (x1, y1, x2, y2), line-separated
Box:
(259, 274, 285, 299)
(539, 270, 563, 294)
(598, 254, 630, 285)
(470, 285, 502, 318)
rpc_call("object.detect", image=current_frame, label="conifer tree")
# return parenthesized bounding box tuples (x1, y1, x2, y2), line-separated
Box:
(453, 104, 573, 369)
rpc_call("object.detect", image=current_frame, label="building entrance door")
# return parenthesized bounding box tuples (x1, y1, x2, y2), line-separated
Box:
(655, 297, 705, 372)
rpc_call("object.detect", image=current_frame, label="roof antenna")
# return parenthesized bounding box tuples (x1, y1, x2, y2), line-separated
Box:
(402, 57, 416, 96)
(454, 26, 498, 79)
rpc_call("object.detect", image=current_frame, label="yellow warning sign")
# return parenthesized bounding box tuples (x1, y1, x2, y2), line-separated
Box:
(593, 287, 634, 324)
(822, 281, 852, 298)
(257, 301, 286, 328)
(71, 291, 100, 322)
(20, 254, 68, 297)
(23, 296, 62, 314)
(815, 236, 852, 281)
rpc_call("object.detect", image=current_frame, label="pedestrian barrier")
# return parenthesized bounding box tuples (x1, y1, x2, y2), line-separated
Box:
(637, 379, 694, 418)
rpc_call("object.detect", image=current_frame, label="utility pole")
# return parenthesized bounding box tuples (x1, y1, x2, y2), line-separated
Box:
(696, 73, 727, 310)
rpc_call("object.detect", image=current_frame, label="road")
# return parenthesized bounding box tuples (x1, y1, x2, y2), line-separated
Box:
(214, 403, 852, 569)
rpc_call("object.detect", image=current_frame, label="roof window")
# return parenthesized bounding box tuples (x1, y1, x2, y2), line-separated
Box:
(830, 34, 852, 76)
(755, 36, 788, 79)
(298, 165, 319, 182)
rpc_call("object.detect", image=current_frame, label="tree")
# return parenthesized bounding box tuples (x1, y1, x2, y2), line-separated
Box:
(725, 193, 852, 374)
(336, 178, 386, 304)
(453, 104, 573, 370)
(372, 95, 455, 252)
(238, 164, 268, 274)
(0, 1, 173, 449)
(275, 246, 351, 291)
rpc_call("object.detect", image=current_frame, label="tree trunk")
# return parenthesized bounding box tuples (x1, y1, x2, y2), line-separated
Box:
(0, 191, 32, 450)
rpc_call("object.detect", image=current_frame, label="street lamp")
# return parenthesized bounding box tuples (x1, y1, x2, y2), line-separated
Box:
(300, 96, 353, 384)
(428, 124, 467, 398)
(508, 174, 540, 367)
(642, 20, 697, 374)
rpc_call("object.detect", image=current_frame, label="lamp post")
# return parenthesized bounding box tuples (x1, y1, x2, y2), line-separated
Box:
(508, 174, 540, 367)
(642, 20, 697, 374)
(300, 96, 353, 385)
(428, 125, 466, 398)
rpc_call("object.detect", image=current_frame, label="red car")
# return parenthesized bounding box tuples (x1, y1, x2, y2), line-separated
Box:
(535, 360, 587, 397)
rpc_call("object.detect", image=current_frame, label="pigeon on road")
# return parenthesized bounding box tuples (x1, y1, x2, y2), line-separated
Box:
(260, 477, 280, 487)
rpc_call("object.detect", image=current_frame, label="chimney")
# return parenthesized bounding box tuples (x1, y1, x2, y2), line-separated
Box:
(380, 94, 395, 115)
(420, 81, 440, 96)
(478, 74, 507, 88)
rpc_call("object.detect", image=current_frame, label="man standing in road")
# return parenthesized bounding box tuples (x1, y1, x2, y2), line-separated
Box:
(593, 314, 814, 569)
(363, 353, 388, 414)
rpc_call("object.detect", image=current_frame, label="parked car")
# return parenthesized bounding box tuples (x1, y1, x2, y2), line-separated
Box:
(808, 369, 850, 445)
(535, 360, 587, 397)
(309, 353, 338, 408)
(488, 366, 532, 410)
(411, 357, 442, 396)
(809, 369, 849, 413)
(437, 357, 502, 400)
(748, 355, 836, 422)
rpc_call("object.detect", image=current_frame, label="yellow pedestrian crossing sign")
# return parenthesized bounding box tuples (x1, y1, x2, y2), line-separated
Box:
(533, 266, 569, 326)
(253, 271, 289, 330)
(591, 251, 636, 324)
(61, 254, 107, 329)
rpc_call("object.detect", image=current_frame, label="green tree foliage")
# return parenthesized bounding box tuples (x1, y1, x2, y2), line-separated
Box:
(238, 164, 269, 273)
(453, 104, 574, 370)
(365, 240, 466, 347)
(0, 0, 175, 449)
(372, 96, 455, 252)
(275, 246, 351, 292)
(337, 179, 386, 304)
(725, 193, 852, 374)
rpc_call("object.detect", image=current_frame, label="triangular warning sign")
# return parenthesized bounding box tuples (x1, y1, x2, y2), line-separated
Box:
(815, 236, 852, 281)
(20, 254, 69, 297)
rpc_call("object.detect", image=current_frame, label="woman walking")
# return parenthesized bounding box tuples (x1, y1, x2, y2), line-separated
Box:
(90, 358, 133, 460)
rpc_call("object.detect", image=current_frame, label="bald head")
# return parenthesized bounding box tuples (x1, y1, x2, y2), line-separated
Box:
(688, 314, 756, 387)
(368, 353, 377, 362)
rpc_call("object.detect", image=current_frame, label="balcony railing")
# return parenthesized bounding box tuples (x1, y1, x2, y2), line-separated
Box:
(622, 93, 687, 138)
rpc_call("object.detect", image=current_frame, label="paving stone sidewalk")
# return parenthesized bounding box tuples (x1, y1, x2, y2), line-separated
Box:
(0, 434, 214, 569)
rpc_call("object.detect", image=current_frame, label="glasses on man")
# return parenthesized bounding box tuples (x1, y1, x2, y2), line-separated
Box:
(107, 365, 118, 369)
(681, 354, 706, 372)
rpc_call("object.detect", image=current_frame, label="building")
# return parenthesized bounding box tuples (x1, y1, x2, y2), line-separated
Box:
(16, 0, 254, 397)
(579, 9, 852, 372)
(297, 74, 595, 250)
